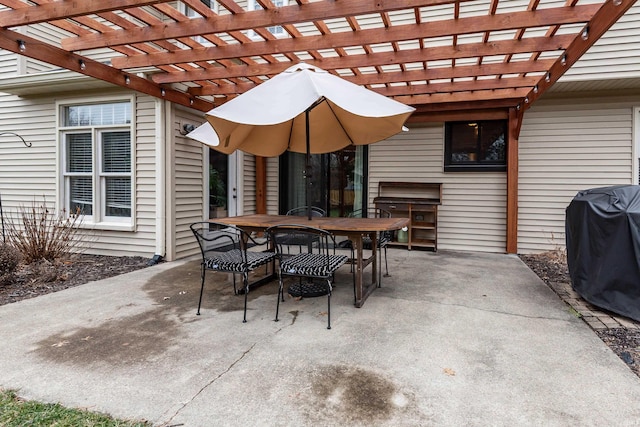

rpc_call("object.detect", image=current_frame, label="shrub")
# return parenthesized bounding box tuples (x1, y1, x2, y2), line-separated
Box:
(0, 243, 21, 285)
(4, 198, 86, 264)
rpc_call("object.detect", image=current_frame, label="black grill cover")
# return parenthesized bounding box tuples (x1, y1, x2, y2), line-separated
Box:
(566, 185, 640, 321)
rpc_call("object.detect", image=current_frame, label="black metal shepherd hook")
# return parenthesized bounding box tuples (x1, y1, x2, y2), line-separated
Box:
(0, 131, 31, 147)
(0, 132, 31, 242)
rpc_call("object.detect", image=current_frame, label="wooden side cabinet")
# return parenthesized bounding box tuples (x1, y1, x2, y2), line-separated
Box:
(373, 182, 442, 251)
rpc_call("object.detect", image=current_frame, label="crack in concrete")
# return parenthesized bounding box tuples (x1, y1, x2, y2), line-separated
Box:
(426, 299, 571, 322)
(160, 342, 257, 426)
(385, 294, 571, 322)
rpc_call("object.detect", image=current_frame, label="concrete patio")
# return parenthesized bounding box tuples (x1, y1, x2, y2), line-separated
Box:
(0, 249, 639, 426)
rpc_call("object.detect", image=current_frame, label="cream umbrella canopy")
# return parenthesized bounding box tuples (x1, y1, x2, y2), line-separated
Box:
(187, 63, 415, 218)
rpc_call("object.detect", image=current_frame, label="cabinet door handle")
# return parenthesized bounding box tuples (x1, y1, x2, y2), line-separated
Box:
(389, 205, 396, 209)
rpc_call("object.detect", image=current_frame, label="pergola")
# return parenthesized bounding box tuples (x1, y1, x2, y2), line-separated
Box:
(0, 0, 636, 252)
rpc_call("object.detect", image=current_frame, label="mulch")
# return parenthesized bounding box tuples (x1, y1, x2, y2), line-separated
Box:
(0, 254, 150, 306)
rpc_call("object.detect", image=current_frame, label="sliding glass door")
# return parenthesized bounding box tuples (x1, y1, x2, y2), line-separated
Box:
(279, 146, 367, 217)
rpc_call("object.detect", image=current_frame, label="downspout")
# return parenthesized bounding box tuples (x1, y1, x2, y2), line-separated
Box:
(150, 98, 167, 264)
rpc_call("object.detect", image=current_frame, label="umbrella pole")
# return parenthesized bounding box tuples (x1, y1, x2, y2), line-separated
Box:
(305, 109, 312, 220)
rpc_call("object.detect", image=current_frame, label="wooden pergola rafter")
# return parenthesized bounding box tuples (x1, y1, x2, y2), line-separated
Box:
(0, 0, 633, 114)
(0, 0, 636, 253)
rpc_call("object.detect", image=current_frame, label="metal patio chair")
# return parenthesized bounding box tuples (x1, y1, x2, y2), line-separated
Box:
(276, 206, 327, 253)
(190, 221, 276, 323)
(267, 224, 348, 329)
(285, 206, 326, 217)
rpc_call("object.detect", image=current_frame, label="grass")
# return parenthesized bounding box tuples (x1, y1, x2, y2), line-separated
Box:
(0, 389, 150, 427)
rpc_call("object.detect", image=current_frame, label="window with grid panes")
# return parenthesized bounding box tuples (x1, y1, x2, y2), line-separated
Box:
(61, 101, 133, 226)
(185, 0, 218, 45)
(248, 0, 287, 38)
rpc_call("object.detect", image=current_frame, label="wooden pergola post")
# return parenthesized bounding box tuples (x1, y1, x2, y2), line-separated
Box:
(506, 106, 524, 254)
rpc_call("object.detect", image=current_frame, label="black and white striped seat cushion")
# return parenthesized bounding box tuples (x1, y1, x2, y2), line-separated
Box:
(280, 253, 348, 277)
(204, 249, 275, 272)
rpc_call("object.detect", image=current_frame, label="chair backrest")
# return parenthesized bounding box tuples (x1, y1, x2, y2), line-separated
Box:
(286, 206, 326, 217)
(266, 224, 336, 260)
(348, 208, 391, 219)
(190, 221, 252, 263)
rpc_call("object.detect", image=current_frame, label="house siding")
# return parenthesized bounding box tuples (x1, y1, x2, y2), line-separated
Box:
(564, 6, 640, 81)
(517, 95, 637, 254)
(369, 124, 507, 253)
(266, 157, 279, 214)
(0, 94, 57, 215)
(172, 107, 208, 260)
(243, 153, 257, 214)
(0, 50, 17, 76)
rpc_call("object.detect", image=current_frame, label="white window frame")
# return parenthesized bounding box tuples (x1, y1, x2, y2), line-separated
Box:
(184, 0, 219, 46)
(57, 96, 136, 231)
(247, 0, 288, 39)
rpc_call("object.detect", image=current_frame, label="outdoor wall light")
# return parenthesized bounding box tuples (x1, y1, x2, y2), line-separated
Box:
(561, 54, 567, 66)
(613, 0, 623, 6)
(524, 96, 529, 104)
(17, 40, 25, 52)
(79, 60, 86, 70)
(160, 88, 166, 96)
(180, 123, 196, 135)
(545, 73, 551, 83)
(533, 85, 539, 94)
(124, 75, 131, 84)
(582, 26, 589, 40)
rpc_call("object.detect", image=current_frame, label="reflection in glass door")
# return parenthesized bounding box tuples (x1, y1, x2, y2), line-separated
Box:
(280, 146, 367, 217)
(209, 148, 228, 218)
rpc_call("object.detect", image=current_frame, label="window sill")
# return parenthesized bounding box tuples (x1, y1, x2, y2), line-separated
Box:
(78, 222, 135, 232)
(444, 165, 506, 173)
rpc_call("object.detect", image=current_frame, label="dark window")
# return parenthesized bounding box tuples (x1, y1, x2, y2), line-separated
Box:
(444, 120, 507, 172)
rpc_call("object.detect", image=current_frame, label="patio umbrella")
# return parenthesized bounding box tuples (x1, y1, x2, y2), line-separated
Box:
(187, 62, 415, 219)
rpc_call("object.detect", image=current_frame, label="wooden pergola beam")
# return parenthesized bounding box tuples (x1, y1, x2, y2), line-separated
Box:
(111, 7, 593, 69)
(190, 75, 540, 97)
(61, 0, 474, 51)
(155, 57, 555, 85)
(0, 0, 168, 27)
(0, 28, 213, 111)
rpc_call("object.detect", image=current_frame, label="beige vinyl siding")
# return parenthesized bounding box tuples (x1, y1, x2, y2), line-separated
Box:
(172, 107, 208, 260)
(369, 124, 507, 253)
(266, 157, 279, 214)
(0, 94, 57, 209)
(0, 93, 57, 230)
(0, 50, 17, 76)
(563, 5, 640, 81)
(24, 24, 68, 74)
(243, 153, 256, 214)
(517, 96, 635, 254)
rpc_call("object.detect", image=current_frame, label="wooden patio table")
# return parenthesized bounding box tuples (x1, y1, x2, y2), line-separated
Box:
(213, 214, 409, 307)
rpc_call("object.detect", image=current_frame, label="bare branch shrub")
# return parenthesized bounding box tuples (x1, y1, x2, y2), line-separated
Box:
(4, 198, 86, 264)
(0, 243, 22, 285)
